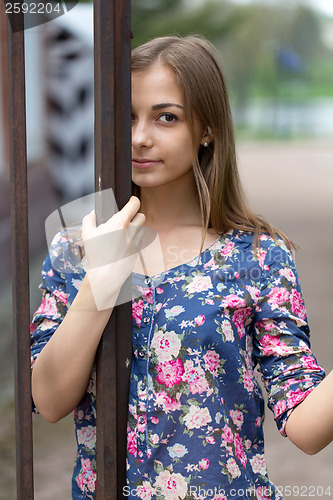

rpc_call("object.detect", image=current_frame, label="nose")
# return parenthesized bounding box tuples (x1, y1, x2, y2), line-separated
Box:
(132, 120, 153, 149)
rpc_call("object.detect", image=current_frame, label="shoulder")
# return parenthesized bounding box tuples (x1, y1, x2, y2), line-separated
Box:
(43, 227, 86, 285)
(219, 229, 295, 271)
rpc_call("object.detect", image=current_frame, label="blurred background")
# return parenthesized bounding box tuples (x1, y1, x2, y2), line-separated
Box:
(0, 0, 332, 498)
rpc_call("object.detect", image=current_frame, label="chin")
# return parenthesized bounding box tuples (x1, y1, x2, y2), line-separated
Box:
(132, 175, 164, 189)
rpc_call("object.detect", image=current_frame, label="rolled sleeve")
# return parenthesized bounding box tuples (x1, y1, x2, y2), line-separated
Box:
(30, 253, 68, 411)
(253, 239, 325, 436)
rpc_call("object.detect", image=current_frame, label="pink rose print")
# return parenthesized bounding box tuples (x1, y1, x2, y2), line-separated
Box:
(204, 349, 220, 376)
(255, 416, 262, 427)
(31, 294, 64, 327)
(77, 458, 96, 496)
(286, 387, 308, 408)
(194, 314, 205, 326)
(226, 457, 241, 479)
(290, 289, 306, 320)
(221, 319, 234, 341)
(244, 439, 252, 450)
(199, 458, 209, 470)
(182, 360, 209, 394)
(127, 430, 137, 456)
(257, 249, 267, 268)
(77, 425, 96, 449)
(250, 454, 267, 475)
(154, 390, 182, 413)
(156, 358, 185, 388)
(87, 370, 96, 395)
(234, 434, 247, 467)
(186, 275, 213, 294)
(132, 299, 144, 327)
(273, 399, 287, 419)
(138, 414, 147, 433)
(256, 319, 276, 332)
(221, 294, 246, 310)
(268, 287, 289, 307)
(259, 335, 293, 356)
(246, 285, 260, 301)
(301, 356, 321, 371)
(151, 330, 181, 363)
(242, 370, 254, 393)
(221, 240, 235, 258)
(279, 267, 296, 283)
(183, 405, 212, 430)
(137, 286, 154, 303)
(204, 256, 219, 270)
(222, 424, 233, 444)
(150, 433, 159, 445)
(154, 470, 188, 500)
(233, 307, 252, 338)
(53, 289, 67, 305)
(137, 481, 156, 500)
(229, 409, 244, 429)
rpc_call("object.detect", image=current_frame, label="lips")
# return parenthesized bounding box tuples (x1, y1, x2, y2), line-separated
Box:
(132, 158, 160, 169)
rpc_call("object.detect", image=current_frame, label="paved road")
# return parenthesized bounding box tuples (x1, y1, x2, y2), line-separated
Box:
(0, 140, 332, 499)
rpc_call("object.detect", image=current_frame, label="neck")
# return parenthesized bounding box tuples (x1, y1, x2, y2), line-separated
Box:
(139, 175, 202, 230)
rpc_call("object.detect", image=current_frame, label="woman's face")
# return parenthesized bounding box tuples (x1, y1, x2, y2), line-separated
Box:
(131, 62, 203, 190)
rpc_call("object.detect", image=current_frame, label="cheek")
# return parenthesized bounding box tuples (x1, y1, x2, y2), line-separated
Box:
(171, 132, 195, 162)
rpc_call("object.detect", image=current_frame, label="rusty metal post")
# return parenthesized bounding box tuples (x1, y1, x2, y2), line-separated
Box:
(94, 0, 132, 498)
(6, 6, 34, 500)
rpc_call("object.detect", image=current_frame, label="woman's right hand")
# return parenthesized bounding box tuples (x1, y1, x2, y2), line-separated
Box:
(31, 197, 146, 422)
(81, 196, 146, 309)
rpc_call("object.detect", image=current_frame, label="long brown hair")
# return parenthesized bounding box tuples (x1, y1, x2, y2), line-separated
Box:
(131, 35, 293, 249)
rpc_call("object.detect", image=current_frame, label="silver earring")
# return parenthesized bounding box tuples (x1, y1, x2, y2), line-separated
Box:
(203, 142, 209, 147)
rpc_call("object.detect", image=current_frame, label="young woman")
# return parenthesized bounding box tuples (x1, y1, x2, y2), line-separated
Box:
(30, 35, 333, 500)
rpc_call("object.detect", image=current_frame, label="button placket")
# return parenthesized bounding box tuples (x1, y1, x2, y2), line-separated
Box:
(135, 276, 155, 460)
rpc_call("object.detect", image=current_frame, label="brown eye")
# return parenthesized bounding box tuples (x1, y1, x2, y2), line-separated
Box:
(159, 113, 177, 123)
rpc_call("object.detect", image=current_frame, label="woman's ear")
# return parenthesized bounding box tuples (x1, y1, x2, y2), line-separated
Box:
(201, 126, 213, 147)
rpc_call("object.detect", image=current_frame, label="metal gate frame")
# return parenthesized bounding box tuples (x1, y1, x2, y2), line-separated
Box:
(6, 1, 132, 498)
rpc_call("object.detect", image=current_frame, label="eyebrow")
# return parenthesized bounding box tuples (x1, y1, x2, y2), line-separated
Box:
(151, 103, 184, 111)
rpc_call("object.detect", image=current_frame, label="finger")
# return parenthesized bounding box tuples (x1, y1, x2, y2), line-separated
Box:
(119, 196, 141, 227)
(82, 210, 96, 235)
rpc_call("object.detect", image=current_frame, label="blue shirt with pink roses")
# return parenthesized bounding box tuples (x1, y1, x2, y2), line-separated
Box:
(30, 229, 325, 500)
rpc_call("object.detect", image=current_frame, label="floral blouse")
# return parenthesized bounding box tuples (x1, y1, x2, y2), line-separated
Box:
(30, 229, 325, 500)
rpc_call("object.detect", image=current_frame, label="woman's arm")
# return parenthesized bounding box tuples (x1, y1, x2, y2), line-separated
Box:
(285, 370, 333, 455)
(32, 196, 145, 423)
(31, 276, 114, 423)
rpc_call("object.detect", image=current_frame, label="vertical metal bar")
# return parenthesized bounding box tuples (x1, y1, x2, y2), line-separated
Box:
(6, 6, 34, 500)
(94, 0, 132, 498)
(0, 7, 10, 170)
